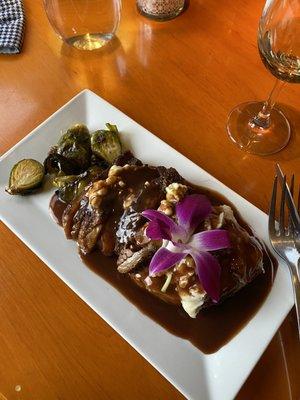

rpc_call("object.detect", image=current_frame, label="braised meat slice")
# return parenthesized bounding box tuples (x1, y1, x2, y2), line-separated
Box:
(61, 158, 265, 318)
(128, 204, 264, 317)
(62, 157, 183, 256)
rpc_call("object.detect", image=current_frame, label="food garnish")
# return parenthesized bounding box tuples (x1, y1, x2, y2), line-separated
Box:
(142, 194, 231, 302)
(6, 159, 44, 195)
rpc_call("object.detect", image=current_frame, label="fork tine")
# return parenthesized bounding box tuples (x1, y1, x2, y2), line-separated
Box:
(290, 174, 295, 197)
(288, 175, 295, 235)
(296, 186, 300, 237)
(269, 175, 278, 235)
(276, 164, 300, 229)
(279, 175, 287, 234)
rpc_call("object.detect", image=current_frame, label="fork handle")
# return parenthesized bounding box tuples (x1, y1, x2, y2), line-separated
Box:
(286, 260, 300, 340)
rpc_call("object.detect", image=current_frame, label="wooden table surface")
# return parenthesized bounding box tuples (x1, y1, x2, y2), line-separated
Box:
(1, 0, 300, 399)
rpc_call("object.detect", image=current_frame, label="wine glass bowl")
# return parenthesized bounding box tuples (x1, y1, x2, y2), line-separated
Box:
(258, 1, 300, 84)
(44, 0, 121, 51)
(227, 0, 300, 155)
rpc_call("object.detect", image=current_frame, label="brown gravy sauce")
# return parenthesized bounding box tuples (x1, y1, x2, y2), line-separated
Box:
(50, 186, 277, 354)
(50, 193, 67, 224)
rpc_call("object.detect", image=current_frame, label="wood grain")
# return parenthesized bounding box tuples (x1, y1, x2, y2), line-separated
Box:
(0, 0, 299, 399)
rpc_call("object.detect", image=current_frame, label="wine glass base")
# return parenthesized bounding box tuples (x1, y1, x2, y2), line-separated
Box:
(227, 101, 291, 155)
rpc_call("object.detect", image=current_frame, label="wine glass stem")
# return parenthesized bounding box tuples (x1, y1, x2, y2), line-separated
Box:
(249, 80, 286, 129)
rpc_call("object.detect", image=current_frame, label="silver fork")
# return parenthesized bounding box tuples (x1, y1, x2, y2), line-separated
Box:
(276, 164, 300, 235)
(286, 173, 300, 264)
(269, 175, 300, 339)
(276, 164, 300, 232)
(276, 165, 300, 279)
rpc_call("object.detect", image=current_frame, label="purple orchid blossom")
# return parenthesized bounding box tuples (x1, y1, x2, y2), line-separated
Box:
(142, 194, 231, 302)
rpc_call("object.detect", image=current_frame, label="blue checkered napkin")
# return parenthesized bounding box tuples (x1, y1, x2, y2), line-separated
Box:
(0, 0, 25, 54)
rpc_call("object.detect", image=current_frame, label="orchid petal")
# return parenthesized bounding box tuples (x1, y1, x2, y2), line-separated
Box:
(191, 251, 222, 302)
(149, 247, 186, 277)
(146, 221, 171, 241)
(168, 241, 192, 253)
(142, 209, 186, 241)
(189, 229, 231, 252)
(176, 194, 212, 235)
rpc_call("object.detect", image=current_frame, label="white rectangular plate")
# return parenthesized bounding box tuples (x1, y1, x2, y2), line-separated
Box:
(0, 90, 293, 400)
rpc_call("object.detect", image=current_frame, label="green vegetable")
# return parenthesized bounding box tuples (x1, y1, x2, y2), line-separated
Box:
(52, 175, 79, 188)
(44, 153, 80, 175)
(52, 166, 104, 203)
(91, 123, 122, 164)
(56, 124, 91, 172)
(5, 123, 122, 200)
(90, 154, 110, 170)
(6, 159, 44, 195)
(57, 124, 90, 147)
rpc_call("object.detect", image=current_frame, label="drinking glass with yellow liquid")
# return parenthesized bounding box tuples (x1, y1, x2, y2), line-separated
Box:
(44, 0, 121, 50)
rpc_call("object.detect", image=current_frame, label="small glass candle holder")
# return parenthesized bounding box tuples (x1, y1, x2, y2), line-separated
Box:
(137, 0, 185, 21)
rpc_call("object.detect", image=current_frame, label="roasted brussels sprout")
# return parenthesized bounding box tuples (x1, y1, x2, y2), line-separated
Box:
(56, 124, 91, 172)
(6, 159, 44, 195)
(52, 166, 104, 203)
(4, 123, 123, 200)
(52, 174, 79, 188)
(57, 124, 90, 147)
(53, 176, 87, 203)
(91, 123, 122, 164)
(90, 154, 110, 170)
(44, 153, 81, 175)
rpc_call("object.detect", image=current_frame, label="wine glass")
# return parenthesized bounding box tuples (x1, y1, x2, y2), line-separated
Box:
(227, 0, 300, 155)
(44, 0, 121, 51)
